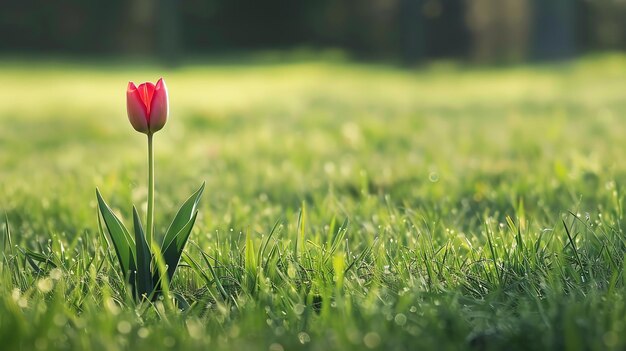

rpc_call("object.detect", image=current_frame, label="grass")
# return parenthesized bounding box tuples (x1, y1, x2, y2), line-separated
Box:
(1, 54, 626, 350)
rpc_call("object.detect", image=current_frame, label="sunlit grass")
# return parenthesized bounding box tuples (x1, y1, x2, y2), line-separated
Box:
(1, 54, 626, 350)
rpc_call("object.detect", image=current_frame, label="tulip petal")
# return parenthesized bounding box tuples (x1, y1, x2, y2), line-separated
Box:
(137, 82, 156, 116)
(149, 78, 168, 133)
(127, 82, 149, 134)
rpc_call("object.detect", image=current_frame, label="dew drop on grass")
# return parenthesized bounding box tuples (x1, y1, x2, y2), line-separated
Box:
(428, 172, 439, 182)
(394, 313, 407, 326)
(117, 321, 131, 334)
(37, 278, 53, 293)
(294, 304, 305, 315)
(363, 332, 381, 348)
(11, 288, 28, 308)
(298, 332, 311, 344)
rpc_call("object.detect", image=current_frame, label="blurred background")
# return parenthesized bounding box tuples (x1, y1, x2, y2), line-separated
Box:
(2, 0, 626, 239)
(1, 0, 625, 64)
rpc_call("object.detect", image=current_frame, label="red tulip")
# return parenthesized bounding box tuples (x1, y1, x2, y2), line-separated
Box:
(127, 78, 168, 134)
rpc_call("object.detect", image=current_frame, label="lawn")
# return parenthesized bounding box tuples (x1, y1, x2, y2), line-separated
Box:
(1, 54, 626, 350)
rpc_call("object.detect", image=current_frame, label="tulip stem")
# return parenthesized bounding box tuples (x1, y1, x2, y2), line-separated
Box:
(146, 133, 155, 247)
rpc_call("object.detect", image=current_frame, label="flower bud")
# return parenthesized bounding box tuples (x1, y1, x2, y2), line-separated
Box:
(127, 78, 168, 134)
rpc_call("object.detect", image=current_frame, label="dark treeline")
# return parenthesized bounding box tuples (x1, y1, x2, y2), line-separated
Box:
(1, 0, 626, 63)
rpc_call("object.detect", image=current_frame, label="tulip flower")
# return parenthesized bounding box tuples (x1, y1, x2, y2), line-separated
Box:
(126, 78, 169, 246)
(96, 78, 204, 302)
(127, 78, 168, 135)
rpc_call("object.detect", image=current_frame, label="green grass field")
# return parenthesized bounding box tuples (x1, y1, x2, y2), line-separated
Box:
(2, 54, 626, 350)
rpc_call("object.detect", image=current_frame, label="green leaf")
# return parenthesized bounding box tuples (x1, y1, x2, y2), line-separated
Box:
(2, 214, 13, 258)
(162, 182, 205, 252)
(245, 229, 257, 290)
(96, 189, 136, 281)
(162, 211, 198, 281)
(295, 202, 306, 263)
(22, 248, 57, 267)
(132, 206, 153, 299)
